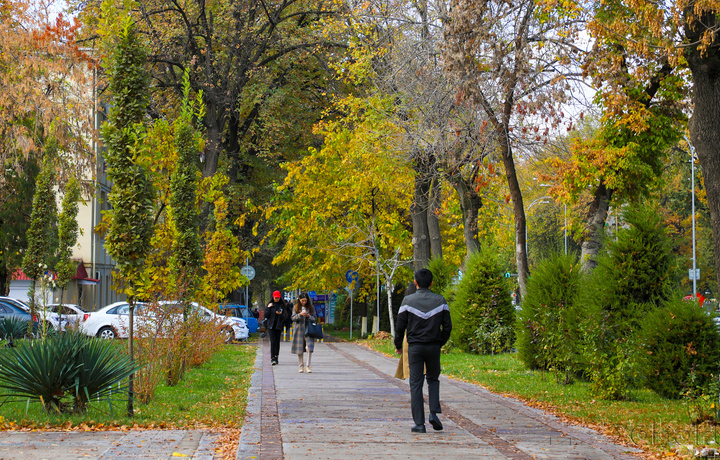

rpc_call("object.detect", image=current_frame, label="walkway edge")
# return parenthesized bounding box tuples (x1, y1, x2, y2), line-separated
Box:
(236, 341, 263, 460)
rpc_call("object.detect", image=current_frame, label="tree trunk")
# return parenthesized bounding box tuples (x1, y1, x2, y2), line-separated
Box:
(449, 173, 482, 258)
(411, 166, 432, 270)
(202, 100, 223, 178)
(498, 135, 528, 297)
(688, 63, 720, 293)
(580, 181, 613, 272)
(428, 177, 443, 260)
(385, 279, 395, 337)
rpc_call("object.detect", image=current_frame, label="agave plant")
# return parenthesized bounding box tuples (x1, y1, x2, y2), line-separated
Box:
(0, 317, 29, 346)
(71, 336, 142, 412)
(0, 331, 141, 413)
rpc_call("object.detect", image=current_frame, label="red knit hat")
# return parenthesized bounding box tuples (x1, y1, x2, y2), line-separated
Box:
(273, 290, 281, 298)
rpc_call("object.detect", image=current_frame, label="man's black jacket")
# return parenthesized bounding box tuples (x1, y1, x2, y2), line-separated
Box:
(394, 288, 452, 350)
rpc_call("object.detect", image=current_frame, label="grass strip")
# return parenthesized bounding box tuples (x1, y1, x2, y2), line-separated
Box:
(0, 342, 257, 430)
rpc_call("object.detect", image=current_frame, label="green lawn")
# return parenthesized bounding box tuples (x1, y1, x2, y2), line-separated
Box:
(361, 337, 715, 459)
(0, 342, 257, 429)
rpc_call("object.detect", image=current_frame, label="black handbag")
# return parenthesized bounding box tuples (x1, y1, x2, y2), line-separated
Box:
(305, 321, 324, 339)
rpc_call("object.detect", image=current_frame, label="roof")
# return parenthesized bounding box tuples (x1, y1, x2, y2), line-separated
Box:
(12, 262, 99, 283)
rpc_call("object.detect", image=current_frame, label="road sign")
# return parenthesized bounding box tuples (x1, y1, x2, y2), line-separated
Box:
(688, 268, 700, 280)
(241, 265, 255, 280)
(345, 270, 359, 283)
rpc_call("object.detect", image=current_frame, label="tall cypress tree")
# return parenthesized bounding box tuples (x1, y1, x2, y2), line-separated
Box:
(21, 151, 58, 335)
(56, 177, 81, 306)
(170, 73, 203, 318)
(100, 14, 154, 417)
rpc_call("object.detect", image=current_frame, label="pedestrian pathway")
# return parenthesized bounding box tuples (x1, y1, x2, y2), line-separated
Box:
(0, 428, 221, 459)
(237, 338, 646, 459)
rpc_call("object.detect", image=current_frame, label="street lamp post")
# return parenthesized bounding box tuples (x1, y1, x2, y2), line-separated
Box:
(526, 196, 551, 261)
(690, 145, 698, 298)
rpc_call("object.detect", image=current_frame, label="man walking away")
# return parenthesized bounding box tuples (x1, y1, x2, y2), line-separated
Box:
(394, 268, 452, 433)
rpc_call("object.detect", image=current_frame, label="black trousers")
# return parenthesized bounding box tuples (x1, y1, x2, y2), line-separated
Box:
(268, 328, 282, 361)
(408, 342, 442, 426)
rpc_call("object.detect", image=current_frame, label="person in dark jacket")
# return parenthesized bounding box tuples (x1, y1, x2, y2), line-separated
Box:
(394, 268, 452, 433)
(265, 291, 287, 365)
(282, 298, 293, 341)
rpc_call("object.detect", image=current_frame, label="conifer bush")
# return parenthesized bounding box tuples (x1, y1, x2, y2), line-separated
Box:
(449, 249, 514, 354)
(638, 297, 720, 399)
(427, 256, 456, 297)
(515, 254, 584, 381)
(580, 202, 678, 399)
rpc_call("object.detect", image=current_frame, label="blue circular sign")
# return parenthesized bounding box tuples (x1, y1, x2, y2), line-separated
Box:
(308, 291, 317, 299)
(345, 270, 359, 283)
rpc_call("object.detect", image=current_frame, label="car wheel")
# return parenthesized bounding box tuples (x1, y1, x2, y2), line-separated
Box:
(220, 326, 234, 344)
(97, 326, 117, 340)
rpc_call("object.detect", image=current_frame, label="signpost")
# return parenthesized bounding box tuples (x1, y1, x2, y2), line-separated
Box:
(241, 259, 255, 308)
(344, 270, 358, 339)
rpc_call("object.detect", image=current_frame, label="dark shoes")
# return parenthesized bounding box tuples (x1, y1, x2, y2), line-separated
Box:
(271, 359, 278, 365)
(429, 413, 443, 431)
(411, 425, 426, 433)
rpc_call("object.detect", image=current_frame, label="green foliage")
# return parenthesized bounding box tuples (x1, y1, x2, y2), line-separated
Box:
(0, 159, 38, 294)
(169, 73, 204, 304)
(638, 297, 720, 400)
(515, 253, 584, 381)
(427, 256, 456, 297)
(101, 15, 154, 294)
(21, 154, 57, 281)
(55, 177, 81, 290)
(579, 202, 677, 400)
(586, 202, 676, 330)
(21, 152, 58, 328)
(0, 332, 141, 413)
(579, 314, 644, 401)
(0, 317, 29, 342)
(449, 248, 514, 354)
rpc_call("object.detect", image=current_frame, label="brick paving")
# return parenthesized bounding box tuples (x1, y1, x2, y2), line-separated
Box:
(237, 337, 646, 460)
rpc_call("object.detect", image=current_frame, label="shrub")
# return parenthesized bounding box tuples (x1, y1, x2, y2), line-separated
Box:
(580, 201, 677, 399)
(579, 313, 644, 400)
(0, 317, 29, 344)
(587, 202, 676, 329)
(0, 331, 140, 413)
(450, 248, 514, 354)
(638, 297, 720, 399)
(515, 253, 584, 381)
(427, 256, 457, 297)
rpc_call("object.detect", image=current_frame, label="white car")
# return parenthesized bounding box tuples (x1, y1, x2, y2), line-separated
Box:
(81, 301, 249, 342)
(155, 302, 249, 342)
(81, 301, 143, 339)
(196, 304, 249, 342)
(37, 303, 87, 331)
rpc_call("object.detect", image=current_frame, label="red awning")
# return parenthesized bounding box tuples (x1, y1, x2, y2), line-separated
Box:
(72, 262, 100, 285)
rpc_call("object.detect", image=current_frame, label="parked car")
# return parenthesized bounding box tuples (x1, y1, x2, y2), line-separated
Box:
(0, 298, 43, 335)
(37, 303, 87, 331)
(0, 296, 31, 312)
(160, 302, 249, 342)
(81, 300, 249, 342)
(81, 301, 145, 339)
(217, 304, 258, 334)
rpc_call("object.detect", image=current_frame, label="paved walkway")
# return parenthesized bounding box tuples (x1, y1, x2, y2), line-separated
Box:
(0, 429, 221, 459)
(237, 338, 646, 460)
